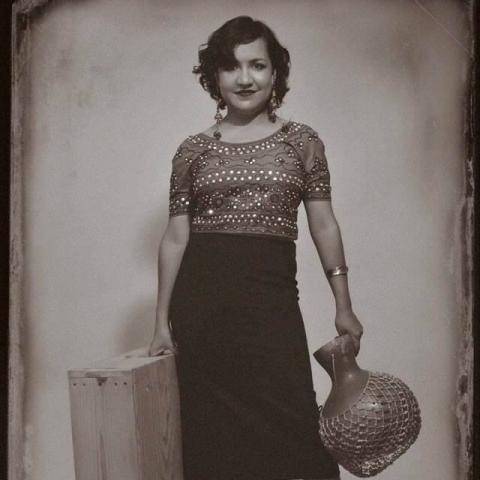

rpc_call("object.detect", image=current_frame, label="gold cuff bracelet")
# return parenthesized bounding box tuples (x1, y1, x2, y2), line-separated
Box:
(326, 265, 349, 278)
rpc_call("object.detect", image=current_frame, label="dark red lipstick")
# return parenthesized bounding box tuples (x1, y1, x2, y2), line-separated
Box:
(235, 90, 256, 96)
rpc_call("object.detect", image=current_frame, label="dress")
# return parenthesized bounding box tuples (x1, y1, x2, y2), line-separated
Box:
(167, 121, 340, 480)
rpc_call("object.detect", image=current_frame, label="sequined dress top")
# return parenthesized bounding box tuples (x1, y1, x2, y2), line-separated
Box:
(168, 121, 331, 240)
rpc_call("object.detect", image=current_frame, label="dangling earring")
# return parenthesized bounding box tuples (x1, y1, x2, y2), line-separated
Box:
(213, 101, 224, 140)
(268, 89, 279, 123)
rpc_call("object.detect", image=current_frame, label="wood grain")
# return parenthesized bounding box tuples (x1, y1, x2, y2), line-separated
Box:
(68, 351, 183, 480)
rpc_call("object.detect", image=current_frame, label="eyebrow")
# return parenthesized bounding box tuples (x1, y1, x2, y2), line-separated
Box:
(225, 57, 268, 66)
(229, 58, 267, 64)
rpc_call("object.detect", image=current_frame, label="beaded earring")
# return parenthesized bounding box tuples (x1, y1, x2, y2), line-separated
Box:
(268, 88, 279, 123)
(213, 101, 224, 140)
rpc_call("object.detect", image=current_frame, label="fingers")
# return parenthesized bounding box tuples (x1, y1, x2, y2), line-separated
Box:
(123, 345, 178, 358)
(351, 335, 361, 356)
(153, 348, 175, 356)
(348, 321, 363, 357)
(351, 323, 363, 340)
(338, 330, 362, 356)
(350, 331, 363, 356)
(152, 345, 178, 356)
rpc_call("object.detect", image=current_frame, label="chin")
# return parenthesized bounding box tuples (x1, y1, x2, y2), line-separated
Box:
(228, 99, 269, 116)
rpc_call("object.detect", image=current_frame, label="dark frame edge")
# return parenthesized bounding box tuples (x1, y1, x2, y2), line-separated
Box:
(472, 0, 480, 477)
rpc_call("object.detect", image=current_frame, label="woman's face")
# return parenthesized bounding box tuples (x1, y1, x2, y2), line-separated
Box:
(217, 37, 275, 117)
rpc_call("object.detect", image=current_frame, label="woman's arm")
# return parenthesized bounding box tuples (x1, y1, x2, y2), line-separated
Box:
(126, 214, 190, 358)
(304, 199, 363, 353)
(154, 214, 190, 334)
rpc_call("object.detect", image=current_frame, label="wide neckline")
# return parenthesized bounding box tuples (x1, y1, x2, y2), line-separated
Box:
(196, 120, 293, 146)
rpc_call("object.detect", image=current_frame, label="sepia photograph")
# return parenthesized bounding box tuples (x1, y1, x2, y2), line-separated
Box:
(8, 1, 477, 479)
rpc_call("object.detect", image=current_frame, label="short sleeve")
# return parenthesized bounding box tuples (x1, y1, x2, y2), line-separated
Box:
(302, 128, 332, 201)
(168, 139, 193, 217)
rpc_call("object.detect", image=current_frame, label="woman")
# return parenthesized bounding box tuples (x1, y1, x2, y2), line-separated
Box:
(139, 16, 363, 480)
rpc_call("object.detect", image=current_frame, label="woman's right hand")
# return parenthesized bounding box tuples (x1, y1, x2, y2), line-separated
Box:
(125, 326, 178, 358)
(148, 328, 178, 356)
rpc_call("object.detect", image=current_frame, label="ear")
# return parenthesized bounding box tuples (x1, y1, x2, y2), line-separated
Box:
(272, 70, 277, 84)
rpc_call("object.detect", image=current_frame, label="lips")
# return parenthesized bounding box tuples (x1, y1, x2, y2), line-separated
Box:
(235, 90, 256, 97)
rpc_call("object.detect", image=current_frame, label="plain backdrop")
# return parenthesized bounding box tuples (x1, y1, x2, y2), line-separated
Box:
(19, 0, 468, 479)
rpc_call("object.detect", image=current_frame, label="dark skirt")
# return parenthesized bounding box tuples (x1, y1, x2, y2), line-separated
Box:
(169, 232, 339, 480)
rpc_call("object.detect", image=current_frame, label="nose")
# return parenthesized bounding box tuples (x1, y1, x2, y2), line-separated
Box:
(236, 66, 253, 86)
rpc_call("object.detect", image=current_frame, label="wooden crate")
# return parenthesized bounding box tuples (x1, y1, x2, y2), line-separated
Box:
(68, 349, 183, 480)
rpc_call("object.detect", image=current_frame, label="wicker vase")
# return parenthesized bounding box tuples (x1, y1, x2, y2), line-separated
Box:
(313, 335, 421, 477)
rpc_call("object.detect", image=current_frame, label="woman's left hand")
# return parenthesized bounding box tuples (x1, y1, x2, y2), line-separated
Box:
(335, 308, 363, 355)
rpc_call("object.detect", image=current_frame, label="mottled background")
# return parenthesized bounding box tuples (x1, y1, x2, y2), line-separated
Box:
(19, 0, 469, 479)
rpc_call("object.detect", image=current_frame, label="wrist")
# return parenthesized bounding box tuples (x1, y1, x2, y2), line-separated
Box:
(154, 311, 169, 330)
(153, 325, 171, 340)
(335, 301, 353, 313)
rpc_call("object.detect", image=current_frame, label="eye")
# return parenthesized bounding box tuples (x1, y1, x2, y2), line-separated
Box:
(219, 63, 238, 72)
(253, 63, 267, 70)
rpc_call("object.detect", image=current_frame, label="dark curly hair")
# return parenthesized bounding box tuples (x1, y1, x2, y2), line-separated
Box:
(193, 16, 291, 109)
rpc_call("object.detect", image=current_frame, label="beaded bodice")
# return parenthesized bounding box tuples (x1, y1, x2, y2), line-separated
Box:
(168, 121, 331, 240)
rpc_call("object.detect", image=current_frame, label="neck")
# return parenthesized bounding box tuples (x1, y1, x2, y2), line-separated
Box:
(325, 352, 362, 384)
(223, 108, 269, 127)
(313, 336, 363, 384)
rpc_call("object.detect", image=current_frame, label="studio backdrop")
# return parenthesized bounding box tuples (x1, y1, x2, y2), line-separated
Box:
(10, 1, 473, 479)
